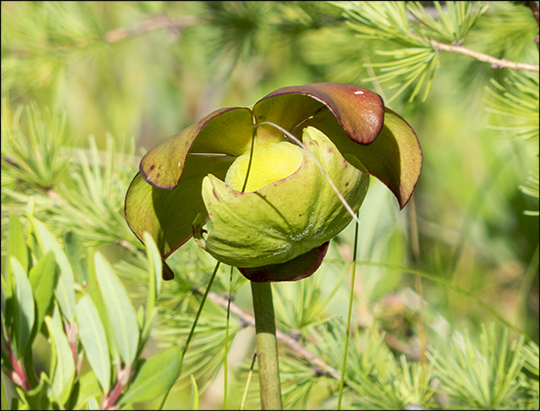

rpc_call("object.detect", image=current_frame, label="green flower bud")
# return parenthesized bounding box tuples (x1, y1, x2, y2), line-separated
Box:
(124, 83, 422, 281)
(194, 126, 369, 269)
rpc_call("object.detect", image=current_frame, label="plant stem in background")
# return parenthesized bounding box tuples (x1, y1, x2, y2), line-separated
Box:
(409, 195, 426, 365)
(337, 212, 360, 410)
(250, 281, 282, 410)
(223, 266, 234, 410)
(158, 261, 221, 410)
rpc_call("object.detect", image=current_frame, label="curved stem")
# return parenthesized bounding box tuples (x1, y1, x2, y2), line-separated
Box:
(158, 261, 221, 410)
(250, 281, 282, 410)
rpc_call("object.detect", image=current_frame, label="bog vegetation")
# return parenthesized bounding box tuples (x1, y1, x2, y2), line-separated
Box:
(1, 1, 538, 410)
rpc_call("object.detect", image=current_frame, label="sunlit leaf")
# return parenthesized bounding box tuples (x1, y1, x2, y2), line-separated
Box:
(6, 213, 28, 299)
(11, 257, 35, 358)
(44, 316, 75, 406)
(29, 216, 76, 322)
(76, 295, 111, 393)
(118, 346, 181, 405)
(94, 251, 139, 367)
(28, 250, 58, 337)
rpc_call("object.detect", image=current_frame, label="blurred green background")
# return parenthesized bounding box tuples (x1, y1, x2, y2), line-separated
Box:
(1, 1, 538, 409)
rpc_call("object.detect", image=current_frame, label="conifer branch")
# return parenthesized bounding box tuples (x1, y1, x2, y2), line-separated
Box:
(430, 39, 539, 71)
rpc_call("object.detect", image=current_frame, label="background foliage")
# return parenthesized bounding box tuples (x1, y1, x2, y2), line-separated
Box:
(1, 1, 539, 409)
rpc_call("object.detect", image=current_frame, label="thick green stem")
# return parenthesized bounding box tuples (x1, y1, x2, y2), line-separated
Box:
(250, 281, 283, 410)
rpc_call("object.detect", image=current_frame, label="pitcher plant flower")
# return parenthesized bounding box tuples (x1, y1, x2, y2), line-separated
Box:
(124, 83, 422, 282)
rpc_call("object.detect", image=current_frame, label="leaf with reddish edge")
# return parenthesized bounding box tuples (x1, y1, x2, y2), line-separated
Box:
(125, 154, 234, 262)
(299, 107, 422, 209)
(254, 83, 384, 144)
(140, 107, 253, 189)
(124, 82, 422, 282)
(239, 242, 329, 282)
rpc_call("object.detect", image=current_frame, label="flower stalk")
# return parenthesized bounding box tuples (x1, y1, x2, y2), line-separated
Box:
(250, 281, 282, 410)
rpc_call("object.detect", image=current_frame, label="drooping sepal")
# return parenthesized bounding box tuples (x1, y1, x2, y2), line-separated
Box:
(125, 155, 234, 261)
(140, 107, 253, 189)
(239, 242, 329, 282)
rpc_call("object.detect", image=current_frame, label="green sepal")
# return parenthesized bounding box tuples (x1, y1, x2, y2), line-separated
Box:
(197, 127, 369, 269)
(125, 155, 234, 262)
(140, 108, 253, 189)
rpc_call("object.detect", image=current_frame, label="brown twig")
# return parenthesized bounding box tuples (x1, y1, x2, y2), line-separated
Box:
(525, 1, 539, 27)
(430, 39, 539, 71)
(207, 291, 342, 380)
(103, 15, 198, 43)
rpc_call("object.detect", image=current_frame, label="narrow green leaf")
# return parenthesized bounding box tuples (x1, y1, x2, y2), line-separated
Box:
(28, 251, 58, 337)
(85, 249, 120, 363)
(64, 231, 89, 286)
(141, 232, 162, 344)
(87, 397, 99, 410)
(118, 346, 181, 405)
(21, 373, 51, 411)
(11, 257, 35, 358)
(29, 217, 76, 322)
(7, 213, 28, 299)
(1, 283, 6, 327)
(190, 375, 199, 411)
(72, 371, 101, 410)
(76, 295, 111, 393)
(44, 316, 75, 406)
(136, 305, 145, 331)
(94, 251, 139, 367)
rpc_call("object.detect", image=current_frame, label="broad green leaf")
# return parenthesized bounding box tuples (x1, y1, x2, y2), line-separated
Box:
(28, 251, 58, 337)
(11, 257, 35, 358)
(44, 316, 75, 406)
(29, 217, 76, 321)
(6, 213, 28, 299)
(72, 371, 101, 410)
(190, 375, 199, 411)
(76, 295, 111, 393)
(94, 252, 139, 367)
(118, 345, 181, 405)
